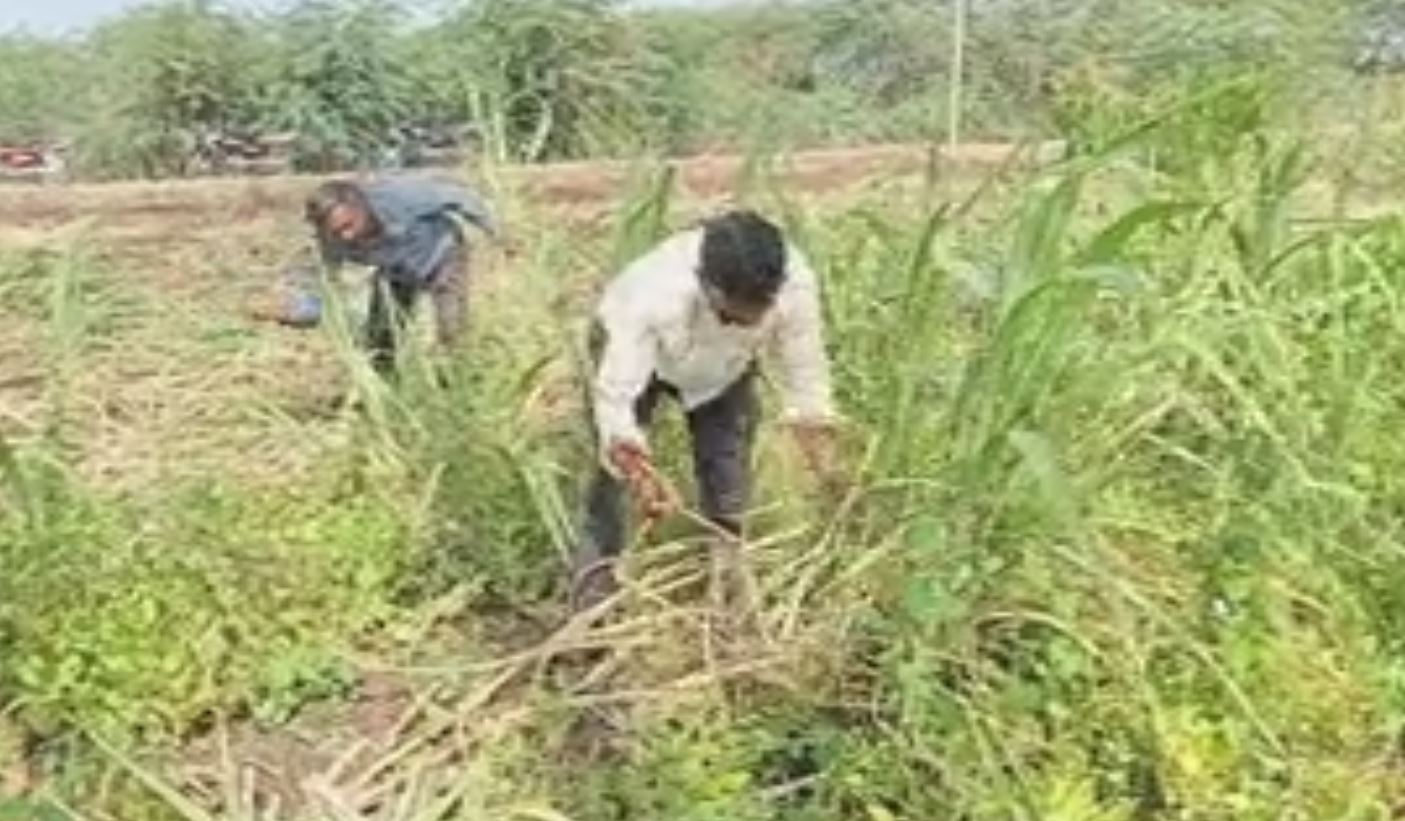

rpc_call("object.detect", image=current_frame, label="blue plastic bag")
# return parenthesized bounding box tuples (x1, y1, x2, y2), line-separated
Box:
(281, 291, 323, 328)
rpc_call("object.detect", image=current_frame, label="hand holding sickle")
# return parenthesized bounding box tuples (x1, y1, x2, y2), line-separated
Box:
(606, 440, 680, 525)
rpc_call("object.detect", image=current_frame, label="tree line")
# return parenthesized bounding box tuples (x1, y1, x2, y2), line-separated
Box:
(0, 0, 1380, 179)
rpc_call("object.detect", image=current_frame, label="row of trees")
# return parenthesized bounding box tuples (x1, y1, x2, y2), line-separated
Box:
(0, 0, 1384, 179)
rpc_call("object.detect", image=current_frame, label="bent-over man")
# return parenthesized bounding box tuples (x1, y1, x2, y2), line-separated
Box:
(286, 175, 498, 375)
(573, 209, 841, 611)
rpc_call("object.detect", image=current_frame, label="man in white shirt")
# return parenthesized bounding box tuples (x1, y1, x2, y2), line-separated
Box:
(573, 209, 841, 612)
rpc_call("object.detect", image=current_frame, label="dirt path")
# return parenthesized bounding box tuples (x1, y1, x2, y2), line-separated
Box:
(0, 140, 1062, 232)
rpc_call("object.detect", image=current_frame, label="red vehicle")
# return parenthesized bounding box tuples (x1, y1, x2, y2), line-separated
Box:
(0, 147, 45, 169)
(0, 143, 67, 184)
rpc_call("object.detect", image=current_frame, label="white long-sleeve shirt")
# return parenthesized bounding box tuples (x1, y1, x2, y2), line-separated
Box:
(592, 227, 836, 459)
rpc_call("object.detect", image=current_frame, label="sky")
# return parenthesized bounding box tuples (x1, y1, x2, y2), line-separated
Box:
(2, 0, 279, 35)
(0, 0, 718, 36)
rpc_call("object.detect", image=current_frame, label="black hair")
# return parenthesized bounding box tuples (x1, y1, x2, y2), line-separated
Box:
(698, 209, 787, 306)
(304, 179, 371, 226)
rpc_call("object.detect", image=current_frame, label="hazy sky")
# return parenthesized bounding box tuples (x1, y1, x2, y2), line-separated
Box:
(1, 0, 718, 36)
(3, 0, 279, 34)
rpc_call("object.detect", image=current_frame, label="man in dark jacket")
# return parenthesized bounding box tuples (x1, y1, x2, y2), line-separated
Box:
(290, 176, 498, 375)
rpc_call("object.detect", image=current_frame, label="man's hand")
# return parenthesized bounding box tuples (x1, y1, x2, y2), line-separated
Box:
(787, 419, 848, 498)
(607, 440, 678, 521)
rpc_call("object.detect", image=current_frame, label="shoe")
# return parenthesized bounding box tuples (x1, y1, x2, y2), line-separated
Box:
(570, 558, 620, 615)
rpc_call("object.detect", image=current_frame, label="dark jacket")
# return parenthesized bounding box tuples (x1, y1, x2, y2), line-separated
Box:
(317, 177, 497, 283)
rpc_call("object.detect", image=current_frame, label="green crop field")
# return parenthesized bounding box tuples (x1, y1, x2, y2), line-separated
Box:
(6, 1, 1405, 818)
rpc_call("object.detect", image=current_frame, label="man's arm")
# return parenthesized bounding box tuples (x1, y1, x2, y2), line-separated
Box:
(439, 183, 499, 239)
(252, 239, 342, 327)
(592, 311, 657, 470)
(287, 230, 355, 307)
(770, 249, 848, 492)
(320, 228, 349, 269)
(771, 249, 837, 425)
(593, 311, 680, 518)
(275, 234, 341, 292)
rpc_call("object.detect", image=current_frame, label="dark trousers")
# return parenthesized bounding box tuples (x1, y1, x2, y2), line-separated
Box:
(575, 370, 760, 571)
(364, 243, 470, 374)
